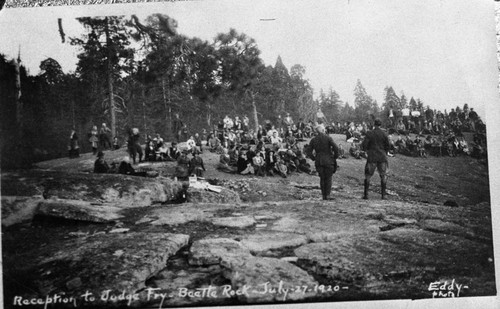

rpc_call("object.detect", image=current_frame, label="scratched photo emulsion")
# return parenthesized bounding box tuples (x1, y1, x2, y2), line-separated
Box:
(0, 0, 498, 308)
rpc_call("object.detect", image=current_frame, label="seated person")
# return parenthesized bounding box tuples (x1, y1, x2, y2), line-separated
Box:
(237, 151, 254, 175)
(266, 125, 278, 139)
(394, 135, 407, 154)
(396, 120, 407, 135)
(295, 150, 312, 174)
(282, 149, 298, 173)
(270, 131, 283, 148)
(415, 137, 427, 158)
(265, 149, 277, 176)
(285, 134, 298, 150)
(167, 142, 181, 161)
(194, 133, 203, 153)
(208, 134, 222, 153)
(295, 129, 305, 141)
(153, 133, 164, 150)
(338, 143, 347, 159)
(349, 140, 363, 159)
(118, 157, 148, 177)
(274, 152, 288, 178)
(175, 150, 191, 181)
(145, 141, 157, 161)
(228, 145, 239, 166)
(189, 150, 206, 177)
(94, 151, 110, 173)
(186, 136, 197, 153)
(458, 137, 470, 155)
(252, 152, 266, 176)
(430, 137, 443, 157)
(216, 148, 237, 173)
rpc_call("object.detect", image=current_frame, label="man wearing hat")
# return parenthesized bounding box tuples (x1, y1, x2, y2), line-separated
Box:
(361, 119, 391, 199)
(308, 124, 339, 200)
(94, 151, 110, 174)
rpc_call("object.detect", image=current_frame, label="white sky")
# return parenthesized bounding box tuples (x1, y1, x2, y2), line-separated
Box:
(0, 0, 498, 119)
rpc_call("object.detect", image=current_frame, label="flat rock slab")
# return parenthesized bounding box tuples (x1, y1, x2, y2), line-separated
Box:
(419, 219, 475, 238)
(296, 228, 493, 294)
(220, 255, 318, 303)
(187, 187, 241, 204)
(27, 232, 189, 301)
(1, 170, 184, 207)
(378, 228, 491, 266)
(36, 199, 124, 223)
(211, 216, 256, 229)
(295, 234, 404, 284)
(1, 195, 44, 227)
(189, 238, 251, 266)
(150, 205, 213, 226)
(240, 232, 308, 253)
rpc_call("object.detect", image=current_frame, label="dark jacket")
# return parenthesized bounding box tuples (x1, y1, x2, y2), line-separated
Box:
(308, 133, 339, 167)
(361, 127, 390, 163)
(94, 158, 109, 173)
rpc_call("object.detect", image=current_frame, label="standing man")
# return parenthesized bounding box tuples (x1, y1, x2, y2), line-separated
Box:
(308, 124, 339, 200)
(361, 119, 390, 200)
(99, 123, 112, 150)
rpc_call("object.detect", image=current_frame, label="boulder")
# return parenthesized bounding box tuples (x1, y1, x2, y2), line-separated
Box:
(30, 232, 189, 300)
(188, 238, 251, 266)
(1, 195, 43, 227)
(36, 199, 124, 223)
(220, 255, 318, 303)
(240, 232, 308, 253)
(1, 170, 184, 207)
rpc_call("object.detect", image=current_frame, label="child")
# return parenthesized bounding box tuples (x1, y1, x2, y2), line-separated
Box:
(189, 151, 206, 178)
(113, 136, 120, 150)
(252, 152, 266, 176)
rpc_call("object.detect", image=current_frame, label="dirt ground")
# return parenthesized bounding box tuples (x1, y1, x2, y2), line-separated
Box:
(1, 133, 495, 308)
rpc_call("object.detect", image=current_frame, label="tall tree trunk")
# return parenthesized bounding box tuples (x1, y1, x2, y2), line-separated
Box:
(250, 91, 259, 132)
(161, 77, 170, 136)
(206, 100, 212, 128)
(126, 80, 135, 128)
(105, 17, 116, 139)
(13, 56, 22, 132)
(142, 87, 147, 134)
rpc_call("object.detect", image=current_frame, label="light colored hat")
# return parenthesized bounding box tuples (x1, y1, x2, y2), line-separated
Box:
(315, 124, 325, 132)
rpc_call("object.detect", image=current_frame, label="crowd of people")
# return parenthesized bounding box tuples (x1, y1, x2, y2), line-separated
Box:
(89, 102, 487, 182)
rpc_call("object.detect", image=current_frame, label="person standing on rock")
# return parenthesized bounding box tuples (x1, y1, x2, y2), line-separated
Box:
(308, 124, 339, 200)
(361, 119, 390, 200)
(99, 123, 112, 150)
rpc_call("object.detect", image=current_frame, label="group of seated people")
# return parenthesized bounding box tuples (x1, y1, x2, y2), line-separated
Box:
(174, 149, 206, 180)
(93, 151, 149, 176)
(142, 131, 208, 163)
(216, 142, 314, 178)
(206, 114, 322, 154)
(387, 133, 486, 159)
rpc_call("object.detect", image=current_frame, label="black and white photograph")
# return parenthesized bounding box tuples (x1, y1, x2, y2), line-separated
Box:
(1, 0, 499, 308)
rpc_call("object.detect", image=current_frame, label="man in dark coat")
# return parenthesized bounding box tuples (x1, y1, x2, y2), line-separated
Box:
(361, 119, 390, 199)
(94, 151, 109, 174)
(308, 124, 339, 200)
